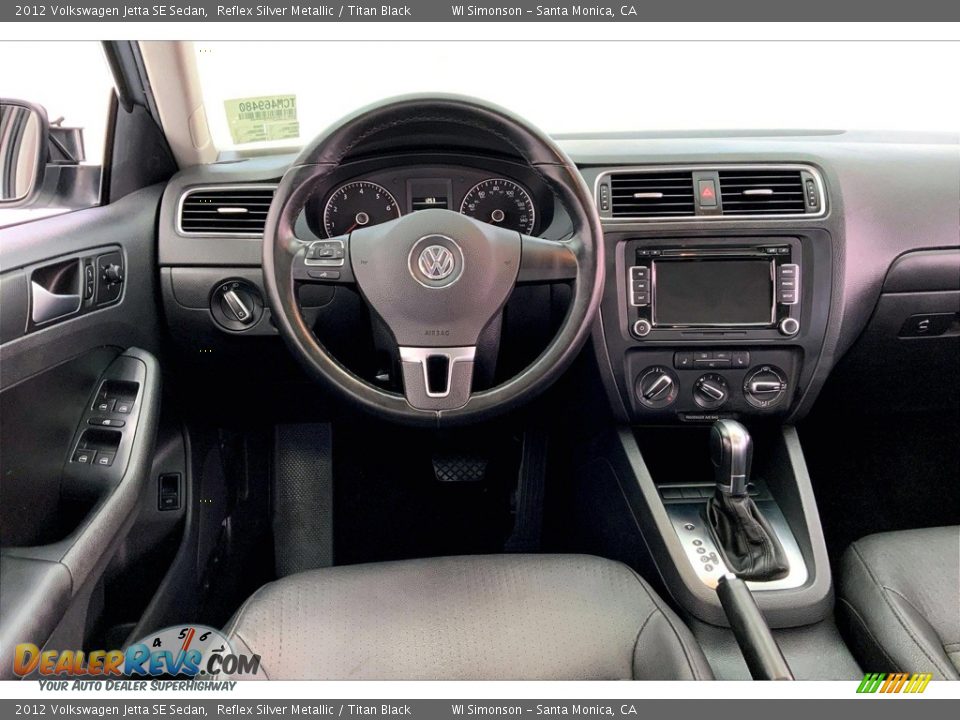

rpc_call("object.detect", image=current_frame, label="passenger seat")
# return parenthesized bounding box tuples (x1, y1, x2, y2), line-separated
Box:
(839, 526, 960, 679)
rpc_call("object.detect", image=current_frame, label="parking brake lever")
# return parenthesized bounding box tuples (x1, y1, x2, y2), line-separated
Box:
(716, 573, 794, 680)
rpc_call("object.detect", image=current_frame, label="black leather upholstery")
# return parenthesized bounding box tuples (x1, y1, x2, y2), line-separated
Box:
(839, 526, 960, 679)
(222, 554, 713, 680)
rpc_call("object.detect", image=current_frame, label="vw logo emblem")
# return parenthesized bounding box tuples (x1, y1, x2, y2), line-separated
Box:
(418, 245, 455, 280)
(408, 235, 464, 288)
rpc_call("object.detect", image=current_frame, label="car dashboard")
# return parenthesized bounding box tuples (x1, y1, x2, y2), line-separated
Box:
(155, 129, 960, 426)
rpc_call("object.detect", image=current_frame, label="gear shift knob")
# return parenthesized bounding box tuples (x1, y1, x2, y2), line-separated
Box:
(710, 419, 752, 496)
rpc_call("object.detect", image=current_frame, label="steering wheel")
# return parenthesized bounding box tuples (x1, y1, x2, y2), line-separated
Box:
(262, 94, 604, 426)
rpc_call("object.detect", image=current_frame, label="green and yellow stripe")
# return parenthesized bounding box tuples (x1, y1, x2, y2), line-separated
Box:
(857, 672, 932, 693)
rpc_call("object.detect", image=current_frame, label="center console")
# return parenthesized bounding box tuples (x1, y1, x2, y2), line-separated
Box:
(597, 231, 832, 425)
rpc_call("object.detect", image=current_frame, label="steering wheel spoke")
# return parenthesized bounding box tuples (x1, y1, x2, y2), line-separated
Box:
(290, 234, 355, 284)
(398, 346, 476, 411)
(517, 234, 578, 283)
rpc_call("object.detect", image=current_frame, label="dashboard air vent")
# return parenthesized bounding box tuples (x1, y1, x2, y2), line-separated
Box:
(609, 171, 695, 218)
(718, 170, 806, 215)
(178, 186, 276, 236)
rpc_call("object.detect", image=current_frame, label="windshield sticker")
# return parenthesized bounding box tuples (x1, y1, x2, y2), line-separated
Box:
(224, 95, 299, 145)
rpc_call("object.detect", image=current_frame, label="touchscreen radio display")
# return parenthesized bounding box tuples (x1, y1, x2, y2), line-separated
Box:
(653, 259, 774, 326)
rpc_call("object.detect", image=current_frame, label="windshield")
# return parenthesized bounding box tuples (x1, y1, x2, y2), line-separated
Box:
(194, 40, 960, 154)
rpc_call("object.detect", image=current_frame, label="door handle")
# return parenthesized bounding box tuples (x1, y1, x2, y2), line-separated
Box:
(31, 281, 81, 324)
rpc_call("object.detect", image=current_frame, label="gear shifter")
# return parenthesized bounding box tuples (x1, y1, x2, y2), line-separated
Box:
(706, 420, 789, 581)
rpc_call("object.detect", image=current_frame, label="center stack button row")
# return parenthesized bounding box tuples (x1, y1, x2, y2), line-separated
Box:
(674, 350, 750, 370)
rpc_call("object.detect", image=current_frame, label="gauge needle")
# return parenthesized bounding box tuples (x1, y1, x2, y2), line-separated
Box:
(346, 223, 358, 234)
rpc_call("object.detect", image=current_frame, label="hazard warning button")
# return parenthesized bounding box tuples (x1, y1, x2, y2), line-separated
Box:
(698, 179, 718, 207)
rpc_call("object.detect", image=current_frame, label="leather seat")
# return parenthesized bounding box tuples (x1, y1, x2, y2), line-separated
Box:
(222, 554, 713, 680)
(839, 526, 960, 679)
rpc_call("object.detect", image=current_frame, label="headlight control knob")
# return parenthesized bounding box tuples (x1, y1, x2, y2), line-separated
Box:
(210, 279, 263, 331)
(743, 365, 788, 409)
(636, 366, 679, 409)
(693, 373, 729, 409)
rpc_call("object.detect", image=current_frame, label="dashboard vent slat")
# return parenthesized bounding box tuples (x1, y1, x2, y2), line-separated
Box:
(178, 186, 276, 236)
(718, 170, 806, 215)
(609, 171, 695, 217)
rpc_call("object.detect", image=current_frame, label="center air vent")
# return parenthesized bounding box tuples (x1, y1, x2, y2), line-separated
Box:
(178, 185, 276, 236)
(609, 171, 695, 218)
(596, 165, 824, 221)
(718, 170, 806, 215)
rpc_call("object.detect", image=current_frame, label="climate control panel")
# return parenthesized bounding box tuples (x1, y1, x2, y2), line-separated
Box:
(626, 347, 798, 421)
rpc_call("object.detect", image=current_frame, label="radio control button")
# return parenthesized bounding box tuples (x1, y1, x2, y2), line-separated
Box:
(778, 264, 800, 305)
(632, 319, 652, 338)
(779, 317, 800, 336)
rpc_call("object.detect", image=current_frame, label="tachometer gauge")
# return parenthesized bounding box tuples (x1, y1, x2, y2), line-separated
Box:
(323, 181, 401, 237)
(460, 178, 536, 234)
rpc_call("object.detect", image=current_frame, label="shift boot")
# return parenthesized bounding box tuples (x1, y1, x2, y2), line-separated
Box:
(705, 420, 789, 582)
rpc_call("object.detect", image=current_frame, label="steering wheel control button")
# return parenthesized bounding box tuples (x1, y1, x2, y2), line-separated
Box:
(693, 373, 729, 410)
(307, 269, 341, 281)
(632, 319, 652, 338)
(779, 317, 801, 336)
(743, 365, 789, 409)
(305, 239, 346, 267)
(636, 366, 679, 409)
(407, 235, 464, 289)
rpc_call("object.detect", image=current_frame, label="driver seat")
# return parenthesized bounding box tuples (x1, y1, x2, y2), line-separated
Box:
(220, 554, 712, 680)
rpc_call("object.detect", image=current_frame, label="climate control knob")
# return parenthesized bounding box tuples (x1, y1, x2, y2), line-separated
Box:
(693, 373, 729, 409)
(743, 365, 788, 409)
(636, 366, 679, 409)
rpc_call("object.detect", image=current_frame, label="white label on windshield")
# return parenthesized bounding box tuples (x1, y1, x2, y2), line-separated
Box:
(224, 95, 299, 145)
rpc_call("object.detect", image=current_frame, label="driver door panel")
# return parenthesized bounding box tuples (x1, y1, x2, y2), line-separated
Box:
(0, 186, 166, 678)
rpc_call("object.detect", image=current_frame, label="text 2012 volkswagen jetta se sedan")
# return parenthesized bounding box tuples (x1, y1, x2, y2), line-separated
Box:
(1, 40, 957, 682)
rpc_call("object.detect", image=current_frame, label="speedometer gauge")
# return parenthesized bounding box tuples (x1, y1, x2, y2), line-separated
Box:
(460, 178, 536, 234)
(323, 181, 400, 237)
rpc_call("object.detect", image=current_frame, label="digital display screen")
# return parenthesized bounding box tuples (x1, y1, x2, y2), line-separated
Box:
(411, 196, 449, 211)
(653, 260, 774, 326)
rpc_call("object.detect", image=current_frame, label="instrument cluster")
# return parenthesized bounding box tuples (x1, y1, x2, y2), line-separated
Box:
(307, 162, 554, 239)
